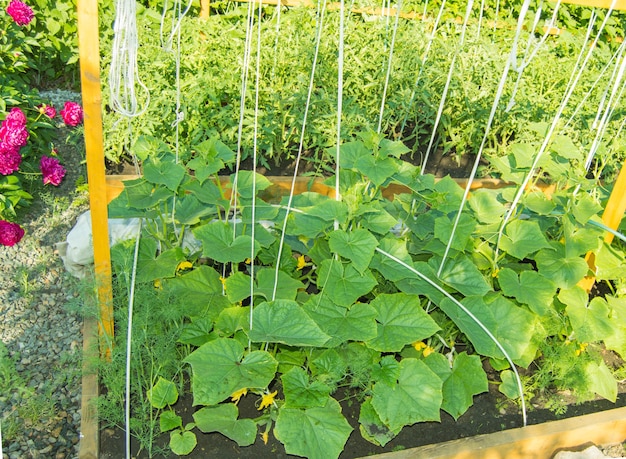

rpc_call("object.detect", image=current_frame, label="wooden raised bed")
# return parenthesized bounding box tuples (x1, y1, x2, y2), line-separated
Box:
(78, 174, 626, 459)
(76, 0, 626, 456)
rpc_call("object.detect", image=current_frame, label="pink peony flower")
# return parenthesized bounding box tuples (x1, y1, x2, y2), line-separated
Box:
(0, 124, 29, 148)
(40, 155, 66, 186)
(6, 0, 34, 27)
(60, 101, 83, 126)
(38, 104, 57, 119)
(4, 107, 27, 127)
(0, 220, 25, 246)
(0, 142, 22, 175)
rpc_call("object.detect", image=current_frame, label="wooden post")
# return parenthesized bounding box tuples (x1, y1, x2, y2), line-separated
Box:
(77, 0, 115, 357)
(200, 0, 210, 18)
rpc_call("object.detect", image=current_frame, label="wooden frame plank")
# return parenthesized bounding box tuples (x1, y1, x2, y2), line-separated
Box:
(556, 0, 626, 10)
(359, 406, 626, 459)
(77, 0, 114, 357)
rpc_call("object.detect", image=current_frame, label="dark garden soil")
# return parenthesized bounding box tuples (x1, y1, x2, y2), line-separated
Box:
(99, 379, 626, 459)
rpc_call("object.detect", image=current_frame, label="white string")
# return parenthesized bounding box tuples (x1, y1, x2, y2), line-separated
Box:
(377, 0, 403, 134)
(590, 39, 626, 131)
(565, 46, 617, 130)
(125, 223, 143, 459)
(109, 0, 150, 117)
(420, 0, 474, 173)
(476, 0, 485, 40)
(495, 0, 618, 262)
(272, 0, 328, 300)
(231, 1, 256, 225)
(400, 0, 446, 135)
(248, 0, 264, 348)
(505, 0, 561, 112)
(437, 0, 533, 276)
(581, 42, 626, 175)
(335, 0, 346, 214)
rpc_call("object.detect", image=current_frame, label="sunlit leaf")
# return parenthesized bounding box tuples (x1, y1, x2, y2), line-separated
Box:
(499, 219, 552, 260)
(441, 352, 488, 419)
(169, 430, 197, 455)
(193, 404, 257, 446)
(498, 268, 556, 315)
(249, 300, 331, 347)
(147, 377, 178, 409)
(275, 398, 352, 459)
(304, 295, 377, 347)
(281, 367, 331, 409)
(439, 294, 537, 366)
(184, 338, 277, 405)
(328, 228, 378, 274)
(371, 358, 442, 431)
(366, 293, 440, 352)
(194, 221, 260, 263)
(317, 259, 377, 307)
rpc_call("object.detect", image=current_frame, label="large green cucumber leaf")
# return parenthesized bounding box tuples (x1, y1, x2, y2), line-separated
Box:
(317, 259, 377, 307)
(497, 268, 556, 315)
(359, 398, 401, 447)
(275, 397, 353, 459)
(439, 294, 537, 366)
(442, 353, 488, 419)
(436, 254, 491, 297)
(193, 404, 257, 446)
(281, 367, 331, 409)
(184, 338, 277, 406)
(304, 295, 377, 347)
(194, 221, 260, 263)
(371, 358, 442, 431)
(585, 360, 617, 402)
(248, 300, 331, 347)
(366, 293, 440, 352)
(605, 297, 626, 358)
(535, 245, 589, 289)
(560, 287, 614, 343)
(499, 219, 552, 260)
(328, 228, 378, 274)
(144, 156, 186, 191)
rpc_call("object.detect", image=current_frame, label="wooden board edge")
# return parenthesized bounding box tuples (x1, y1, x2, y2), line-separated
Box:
(359, 407, 626, 459)
(78, 316, 99, 459)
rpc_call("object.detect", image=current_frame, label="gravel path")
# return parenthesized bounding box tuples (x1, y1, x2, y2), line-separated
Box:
(1, 121, 88, 459)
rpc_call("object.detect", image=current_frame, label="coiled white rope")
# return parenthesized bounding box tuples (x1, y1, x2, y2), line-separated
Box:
(109, 0, 150, 117)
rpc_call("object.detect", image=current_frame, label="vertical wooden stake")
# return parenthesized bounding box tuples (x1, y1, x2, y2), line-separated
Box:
(579, 160, 626, 292)
(77, 0, 115, 357)
(200, 0, 210, 18)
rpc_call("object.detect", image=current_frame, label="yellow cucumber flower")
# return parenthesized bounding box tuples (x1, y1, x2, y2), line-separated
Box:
(230, 388, 248, 405)
(258, 390, 278, 411)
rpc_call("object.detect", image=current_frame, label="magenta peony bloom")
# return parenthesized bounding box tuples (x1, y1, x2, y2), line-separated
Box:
(60, 101, 83, 126)
(0, 124, 29, 148)
(38, 104, 57, 119)
(0, 142, 22, 175)
(6, 0, 34, 26)
(0, 220, 25, 246)
(40, 155, 66, 186)
(4, 107, 27, 127)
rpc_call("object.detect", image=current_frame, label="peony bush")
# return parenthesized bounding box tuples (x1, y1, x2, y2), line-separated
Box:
(0, 0, 83, 246)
